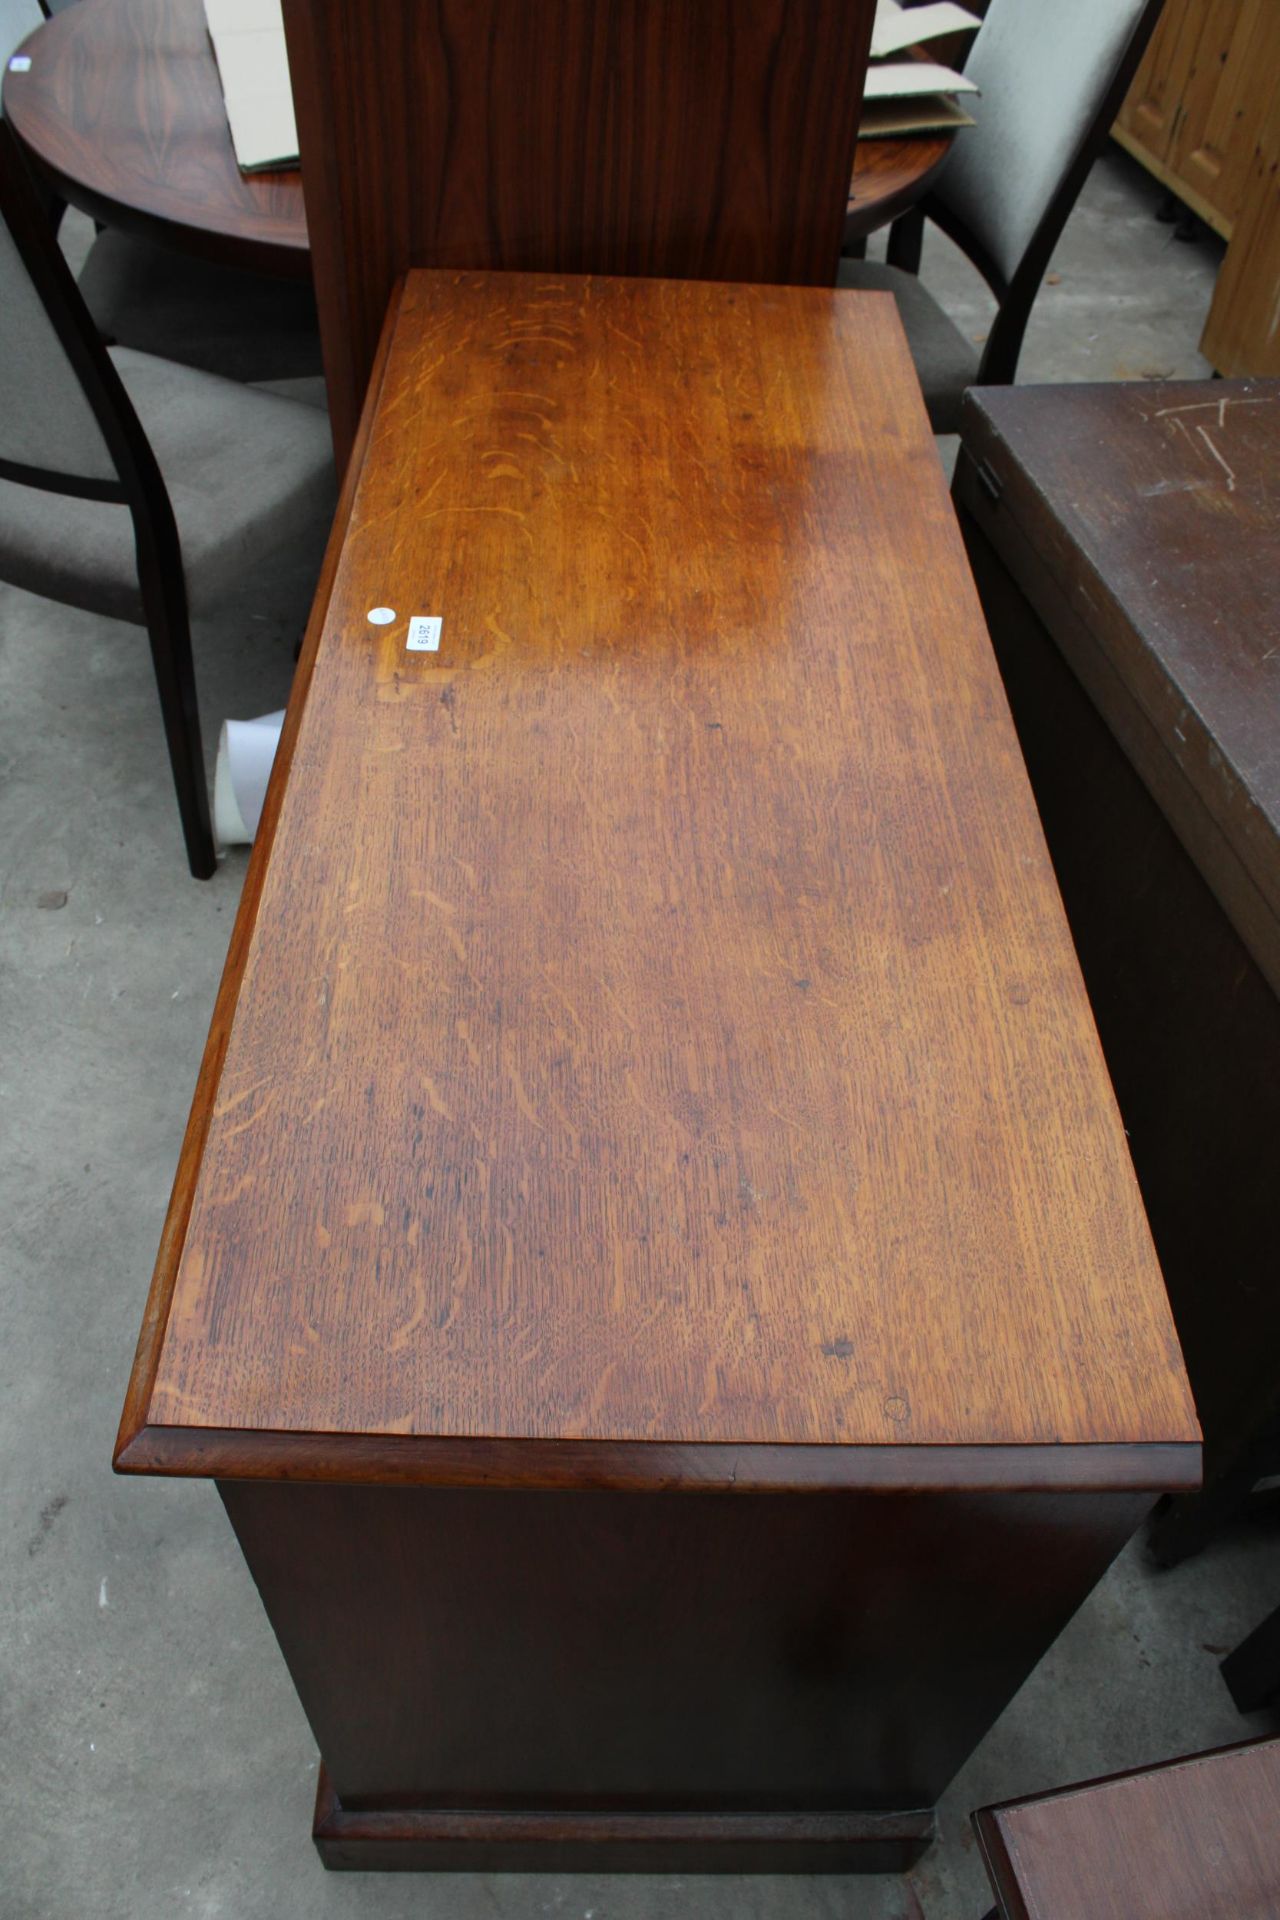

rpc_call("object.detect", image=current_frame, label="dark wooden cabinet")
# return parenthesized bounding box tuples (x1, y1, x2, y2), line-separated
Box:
(954, 379, 1280, 1566)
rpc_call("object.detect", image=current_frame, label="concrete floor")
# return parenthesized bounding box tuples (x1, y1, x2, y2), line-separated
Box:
(3, 90, 1279, 1918)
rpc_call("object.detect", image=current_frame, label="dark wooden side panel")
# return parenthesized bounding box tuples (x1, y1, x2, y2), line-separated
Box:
(955, 493, 1280, 1562)
(220, 1481, 1151, 1832)
(282, 0, 875, 464)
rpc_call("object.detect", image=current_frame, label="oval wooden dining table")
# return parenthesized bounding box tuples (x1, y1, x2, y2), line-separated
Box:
(4, 0, 952, 277)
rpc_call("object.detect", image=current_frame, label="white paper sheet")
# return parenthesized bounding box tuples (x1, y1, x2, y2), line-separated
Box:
(214, 710, 285, 847)
(203, 0, 298, 172)
(870, 1, 982, 60)
(863, 59, 979, 99)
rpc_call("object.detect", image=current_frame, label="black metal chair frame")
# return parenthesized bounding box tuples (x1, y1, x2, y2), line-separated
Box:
(846, 0, 1165, 391)
(0, 116, 215, 877)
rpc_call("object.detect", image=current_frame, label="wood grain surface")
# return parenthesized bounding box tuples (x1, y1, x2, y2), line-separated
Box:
(1202, 99, 1280, 375)
(3, 0, 309, 274)
(1113, 0, 1278, 244)
(975, 1737, 1280, 1920)
(118, 272, 1197, 1485)
(282, 0, 877, 463)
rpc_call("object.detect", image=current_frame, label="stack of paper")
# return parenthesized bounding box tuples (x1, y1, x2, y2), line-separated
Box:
(861, 1, 981, 138)
(204, 0, 298, 173)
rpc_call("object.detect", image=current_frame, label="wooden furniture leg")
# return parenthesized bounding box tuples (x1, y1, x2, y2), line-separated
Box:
(1221, 1603, 1280, 1715)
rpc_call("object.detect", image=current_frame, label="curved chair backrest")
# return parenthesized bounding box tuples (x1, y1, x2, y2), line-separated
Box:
(937, 0, 1155, 287)
(0, 116, 166, 510)
(925, 0, 1163, 382)
(0, 114, 213, 875)
(0, 210, 120, 489)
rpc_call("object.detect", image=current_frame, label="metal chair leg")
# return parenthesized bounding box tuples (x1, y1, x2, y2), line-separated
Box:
(133, 526, 217, 879)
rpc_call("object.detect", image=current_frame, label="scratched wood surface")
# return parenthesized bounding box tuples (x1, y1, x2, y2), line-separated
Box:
(958, 380, 1280, 996)
(120, 272, 1197, 1478)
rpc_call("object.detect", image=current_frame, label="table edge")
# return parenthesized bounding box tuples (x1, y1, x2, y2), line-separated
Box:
(972, 1806, 1035, 1920)
(113, 1423, 1201, 1494)
(114, 279, 402, 1477)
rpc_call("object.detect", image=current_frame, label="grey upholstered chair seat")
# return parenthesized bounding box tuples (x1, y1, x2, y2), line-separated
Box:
(79, 230, 323, 385)
(835, 259, 977, 435)
(0, 346, 334, 624)
(0, 112, 334, 876)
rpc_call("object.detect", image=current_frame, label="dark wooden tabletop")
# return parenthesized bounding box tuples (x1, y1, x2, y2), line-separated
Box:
(958, 380, 1280, 999)
(846, 131, 952, 237)
(4, 0, 309, 274)
(975, 1737, 1280, 1920)
(3, 0, 949, 269)
(115, 270, 1197, 1491)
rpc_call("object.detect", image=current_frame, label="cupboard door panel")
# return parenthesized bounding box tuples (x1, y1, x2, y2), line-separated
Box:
(1115, 0, 1204, 165)
(1168, 0, 1270, 236)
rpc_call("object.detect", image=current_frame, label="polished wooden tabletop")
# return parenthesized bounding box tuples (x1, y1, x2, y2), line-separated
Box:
(4, 0, 950, 270)
(117, 269, 1197, 1490)
(5, 0, 309, 274)
(847, 131, 952, 236)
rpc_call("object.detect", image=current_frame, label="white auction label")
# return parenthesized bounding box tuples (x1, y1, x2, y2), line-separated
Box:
(406, 616, 442, 653)
(9, 55, 31, 71)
